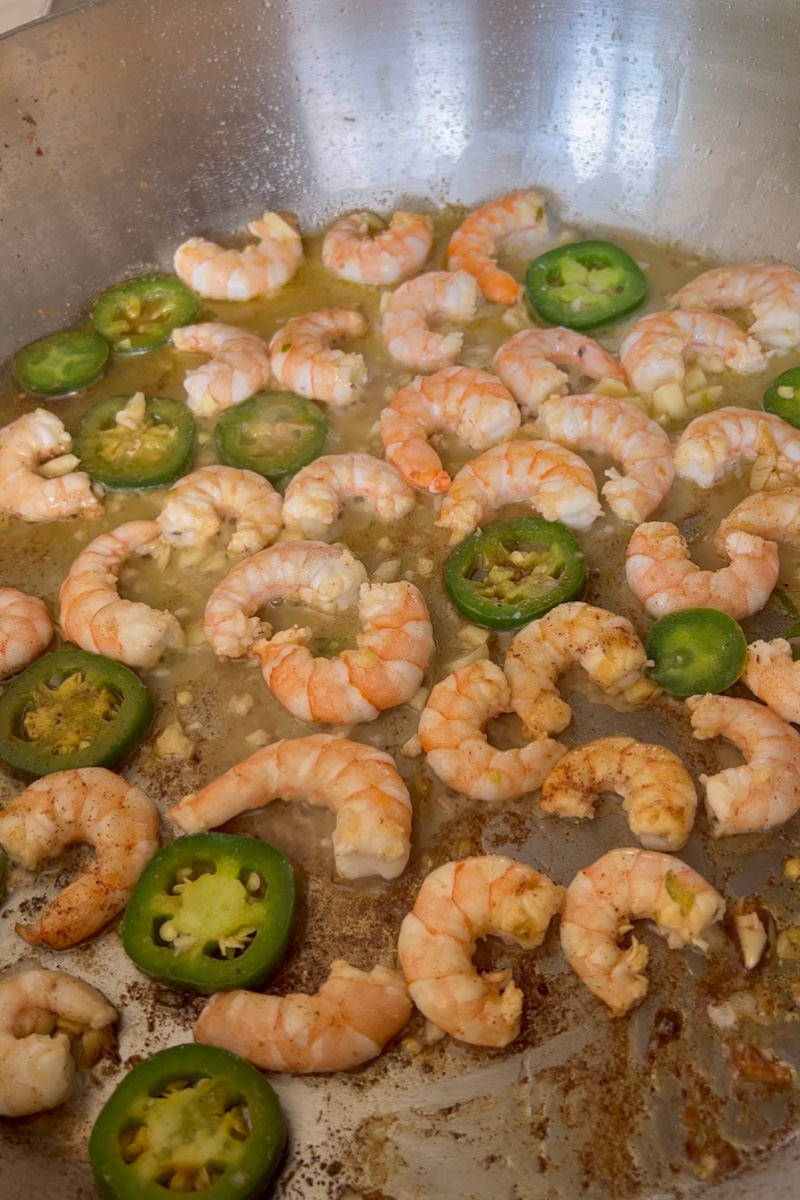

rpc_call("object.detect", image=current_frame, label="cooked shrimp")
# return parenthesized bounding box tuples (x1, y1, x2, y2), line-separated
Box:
(322, 210, 434, 285)
(254, 580, 434, 724)
(171, 323, 270, 417)
(418, 660, 566, 801)
(397, 855, 564, 1046)
(669, 263, 800, 350)
(0, 588, 53, 679)
(742, 639, 800, 725)
(203, 540, 367, 660)
(0, 969, 117, 1117)
(619, 310, 766, 396)
(157, 465, 282, 556)
(538, 394, 674, 523)
(560, 848, 724, 1017)
(625, 522, 779, 620)
(0, 409, 101, 523)
(282, 453, 415, 540)
(540, 736, 697, 851)
(0, 768, 159, 949)
(436, 440, 602, 539)
(686, 693, 800, 835)
(380, 366, 520, 493)
(505, 602, 658, 739)
(715, 487, 800, 553)
(492, 327, 627, 418)
(59, 520, 184, 669)
(269, 308, 367, 405)
(674, 407, 800, 487)
(447, 189, 547, 305)
(381, 271, 481, 371)
(173, 211, 303, 300)
(170, 734, 412, 880)
(195, 960, 411, 1073)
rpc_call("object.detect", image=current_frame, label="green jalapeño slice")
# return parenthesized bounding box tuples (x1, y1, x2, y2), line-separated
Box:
(763, 367, 800, 430)
(214, 391, 328, 481)
(89, 1043, 286, 1200)
(121, 833, 295, 993)
(0, 649, 153, 777)
(91, 274, 198, 354)
(524, 239, 647, 331)
(645, 608, 747, 697)
(74, 393, 196, 490)
(444, 516, 585, 630)
(13, 330, 110, 398)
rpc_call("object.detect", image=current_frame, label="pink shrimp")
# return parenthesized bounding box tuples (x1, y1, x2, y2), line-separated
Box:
(268, 308, 367, 405)
(619, 310, 766, 396)
(322, 210, 433, 285)
(493, 327, 627, 418)
(174, 211, 303, 300)
(669, 263, 800, 350)
(171, 323, 271, 417)
(381, 271, 482, 371)
(447, 190, 547, 304)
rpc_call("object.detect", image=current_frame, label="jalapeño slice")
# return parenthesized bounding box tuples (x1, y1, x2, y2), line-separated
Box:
(764, 367, 800, 430)
(89, 1043, 286, 1200)
(524, 239, 647, 331)
(214, 391, 328, 481)
(121, 833, 295, 994)
(13, 331, 110, 399)
(645, 608, 747, 697)
(91, 274, 198, 354)
(444, 516, 585, 630)
(74, 394, 195, 490)
(0, 649, 153, 777)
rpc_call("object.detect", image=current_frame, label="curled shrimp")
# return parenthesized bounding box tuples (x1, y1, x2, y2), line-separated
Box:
(157, 465, 282, 556)
(619, 310, 766, 396)
(0, 768, 159, 949)
(174, 211, 303, 300)
(0, 588, 53, 679)
(538, 394, 674, 523)
(742, 639, 800, 725)
(540, 736, 697, 851)
(715, 487, 800, 553)
(397, 855, 564, 1047)
(560, 848, 724, 1017)
(170, 734, 412, 880)
(418, 660, 566, 801)
(195, 960, 412, 1073)
(674, 408, 800, 488)
(269, 308, 367, 406)
(59, 520, 184, 669)
(625, 522, 779, 620)
(0, 969, 117, 1117)
(381, 271, 481, 371)
(669, 263, 800, 350)
(322, 210, 433, 285)
(0, 409, 101, 523)
(171, 323, 270, 417)
(380, 366, 520, 493)
(492, 327, 627, 418)
(282, 453, 415, 540)
(436, 440, 602, 540)
(447, 189, 547, 305)
(686, 693, 800, 836)
(505, 601, 658, 739)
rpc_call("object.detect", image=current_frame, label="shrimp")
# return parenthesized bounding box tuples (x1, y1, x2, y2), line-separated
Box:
(0, 969, 117, 1117)
(253, 580, 434, 724)
(0, 588, 53, 679)
(269, 308, 367, 406)
(560, 848, 724, 1017)
(0, 409, 101, 523)
(173, 211, 303, 301)
(170, 323, 270, 417)
(397, 855, 564, 1047)
(625, 522, 779, 620)
(203, 540, 367, 660)
(381, 271, 481, 371)
(538, 394, 674, 523)
(742, 639, 800, 725)
(447, 189, 547, 305)
(669, 263, 800, 350)
(715, 487, 800, 553)
(322, 210, 434, 285)
(686, 693, 800, 836)
(540, 736, 697, 851)
(492, 327, 627, 419)
(195, 960, 411, 1073)
(0, 768, 159, 949)
(169, 734, 412, 880)
(619, 310, 766, 396)
(505, 602, 658, 739)
(674, 407, 800, 487)
(157, 465, 282, 556)
(436, 440, 602, 539)
(59, 520, 184, 669)
(418, 660, 566, 801)
(380, 366, 520, 493)
(282, 453, 415, 540)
